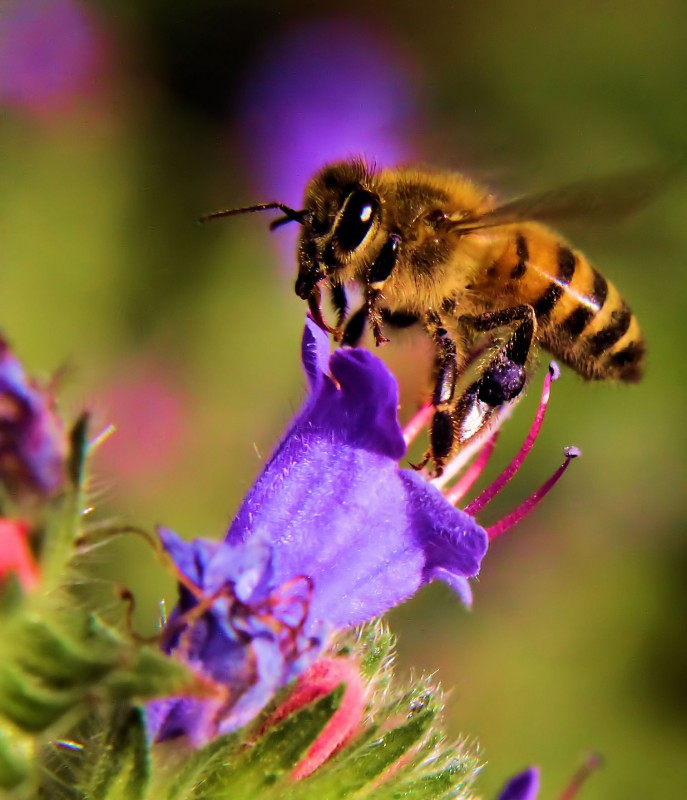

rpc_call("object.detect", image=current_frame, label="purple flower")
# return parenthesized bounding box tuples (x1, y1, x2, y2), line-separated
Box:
(227, 318, 488, 622)
(148, 318, 489, 744)
(147, 533, 323, 745)
(496, 768, 540, 800)
(0, 336, 67, 498)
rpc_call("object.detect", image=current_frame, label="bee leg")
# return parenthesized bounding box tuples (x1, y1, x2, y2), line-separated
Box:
(364, 233, 402, 347)
(341, 304, 368, 347)
(329, 282, 348, 335)
(454, 305, 536, 444)
(365, 286, 390, 346)
(421, 313, 461, 477)
(307, 285, 340, 337)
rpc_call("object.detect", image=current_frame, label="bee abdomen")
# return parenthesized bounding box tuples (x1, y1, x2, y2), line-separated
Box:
(543, 251, 645, 382)
(497, 230, 645, 383)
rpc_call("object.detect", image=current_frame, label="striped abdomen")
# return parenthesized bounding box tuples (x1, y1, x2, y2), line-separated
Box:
(486, 224, 645, 382)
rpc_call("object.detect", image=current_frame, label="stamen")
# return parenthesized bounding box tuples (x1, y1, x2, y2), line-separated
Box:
(559, 753, 603, 800)
(445, 429, 499, 506)
(117, 586, 160, 644)
(464, 362, 559, 515)
(487, 446, 580, 540)
(402, 404, 433, 447)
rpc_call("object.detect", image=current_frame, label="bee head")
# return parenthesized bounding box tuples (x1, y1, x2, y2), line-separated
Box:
(199, 159, 383, 303)
(295, 160, 382, 299)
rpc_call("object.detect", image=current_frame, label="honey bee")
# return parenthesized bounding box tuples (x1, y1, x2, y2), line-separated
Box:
(203, 159, 659, 474)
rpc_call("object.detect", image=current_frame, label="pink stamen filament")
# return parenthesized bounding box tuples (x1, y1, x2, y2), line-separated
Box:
(559, 754, 603, 800)
(486, 446, 580, 540)
(464, 362, 559, 515)
(445, 429, 500, 505)
(402, 403, 433, 447)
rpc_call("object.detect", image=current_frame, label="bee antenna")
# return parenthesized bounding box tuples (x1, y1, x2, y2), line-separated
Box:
(198, 202, 312, 228)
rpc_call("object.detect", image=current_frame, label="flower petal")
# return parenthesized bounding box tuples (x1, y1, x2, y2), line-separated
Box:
(0, 337, 67, 497)
(157, 526, 212, 587)
(227, 320, 488, 633)
(0, 519, 38, 591)
(301, 316, 332, 392)
(400, 470, 488, 581)
(496, 767, 540, 800)
(263, 657, 366, 779)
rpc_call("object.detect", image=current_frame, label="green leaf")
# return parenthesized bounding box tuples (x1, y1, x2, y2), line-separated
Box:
(40, 414, 90, 591)
(0, 662, 82, 732)
(8, 612, 119, 686)
(105, 646, 195, 701)
(153, 733, 241, 800)
(66, 413, 90, 490)
(193, 685, 345, 799)
(77, 707, 149, 800)
(355, 621, 395, 684)
(297, 708, 435, 798)
(0, 722, 32, 790)
(0, 573, 25, 617)
(372, 758, 479, 800)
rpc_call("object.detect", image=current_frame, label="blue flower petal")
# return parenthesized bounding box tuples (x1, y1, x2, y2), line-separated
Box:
(227, 318, 488, 633)
(157, 527, 210, 586)
(0, 337, 67, 497)
(399, 471, 487, 580)
(496, 768, 540, 800)
(301, 316, 332, 391)
(204, 537, 273, 602)
(217, 637, 288, 735)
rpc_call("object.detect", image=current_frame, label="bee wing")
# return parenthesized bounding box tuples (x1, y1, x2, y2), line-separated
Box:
(449, 164, 675, 232)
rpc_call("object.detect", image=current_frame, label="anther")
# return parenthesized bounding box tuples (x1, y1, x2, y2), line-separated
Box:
(486, 446, 581, 540)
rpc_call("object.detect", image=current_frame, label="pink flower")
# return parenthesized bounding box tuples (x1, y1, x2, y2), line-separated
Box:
(0, 519, 38, 591)
(262, 657, 367, 779)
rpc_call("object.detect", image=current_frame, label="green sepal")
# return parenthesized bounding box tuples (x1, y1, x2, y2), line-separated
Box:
(0, 661, 83, 732)
(66, 412, 90, 490)
(104, 645, 196, 702)
(76, 707, 149, 800)
(371, 757, 479, 800)
(191, 685, 345, 799)
(295, 707, 435, 799)
(6, 611, 120, 687)
(355, 621, 395, 685)
(0, 573, 25, 617)
(0, 721, 32, 790)
(152, 733, 241, 800)
(39, 414, 89, 592)
(0, 602, 192, 736)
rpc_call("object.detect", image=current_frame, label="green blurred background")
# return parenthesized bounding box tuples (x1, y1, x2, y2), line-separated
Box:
(1, 0, 686, 797)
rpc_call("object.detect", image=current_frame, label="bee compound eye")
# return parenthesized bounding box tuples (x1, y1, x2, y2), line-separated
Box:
(335, 189, 379, 253)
